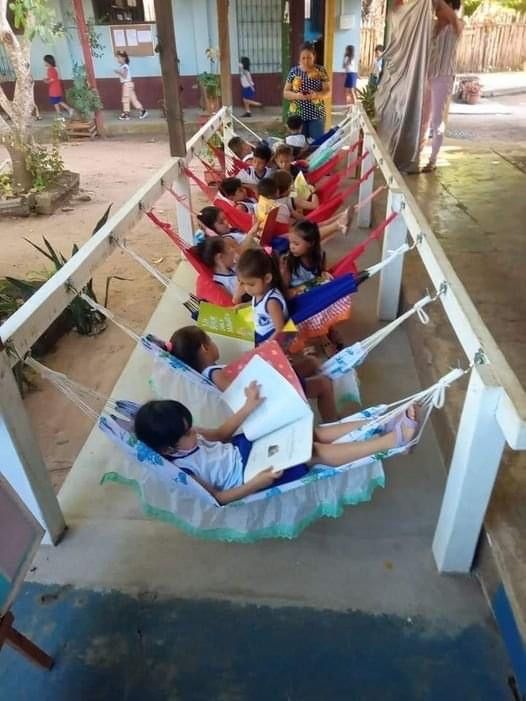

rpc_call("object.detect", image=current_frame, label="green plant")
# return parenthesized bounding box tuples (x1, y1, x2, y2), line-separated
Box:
(25, 142, 64, 191)
(197, 72, 221, 98)
(0, 173, 13, 198)
(66, 63, 103, 121)
(357, 82, 378, 122)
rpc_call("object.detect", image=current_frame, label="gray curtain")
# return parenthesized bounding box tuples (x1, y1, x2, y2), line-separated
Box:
(375, 0, 435, 172)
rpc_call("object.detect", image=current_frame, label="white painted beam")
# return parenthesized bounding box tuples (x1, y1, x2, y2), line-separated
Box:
(357, 136, 375, 228)
(433, 365, 505, 572)
(376, 190, 408, 321)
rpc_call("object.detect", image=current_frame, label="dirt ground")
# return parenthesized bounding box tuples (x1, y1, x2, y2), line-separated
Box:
(0, 136, 184, 491)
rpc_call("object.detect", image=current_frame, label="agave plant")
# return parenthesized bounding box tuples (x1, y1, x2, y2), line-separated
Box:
(356, 82, 378, 122)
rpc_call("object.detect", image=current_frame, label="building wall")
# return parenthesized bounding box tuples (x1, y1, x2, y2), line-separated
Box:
(26, 0, 361, 111)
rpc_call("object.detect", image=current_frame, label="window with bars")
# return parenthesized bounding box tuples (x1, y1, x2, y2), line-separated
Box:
(236, 0, 282, 73)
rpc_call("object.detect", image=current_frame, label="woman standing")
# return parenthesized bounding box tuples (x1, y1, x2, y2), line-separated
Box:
(419, 0, 463, 172)
(283, 42, 331, 143)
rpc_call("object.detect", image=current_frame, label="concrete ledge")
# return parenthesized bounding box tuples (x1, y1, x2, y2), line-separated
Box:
(33, 170, 80, 215)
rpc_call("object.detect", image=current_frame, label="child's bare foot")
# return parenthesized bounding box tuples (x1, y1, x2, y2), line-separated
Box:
(386, 405, 418, 450)
(335, 207, 351, 237)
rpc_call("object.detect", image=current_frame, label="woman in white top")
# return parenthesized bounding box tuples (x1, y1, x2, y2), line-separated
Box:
(114, 51, 148, 121)
(239, 56, 262, 118)
(342, 45, 358, 106)
(419, 0, 463, 172)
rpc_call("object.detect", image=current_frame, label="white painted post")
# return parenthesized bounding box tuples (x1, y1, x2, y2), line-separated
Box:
(222, 105, 235, 175)
(376, 190, 408, 321)
(172, 158, 194, 245)
(346, 115, 360, 178)
(432, 365, 505, 573)
(357, 136, 375, 228)
(0, 350, 65, 545)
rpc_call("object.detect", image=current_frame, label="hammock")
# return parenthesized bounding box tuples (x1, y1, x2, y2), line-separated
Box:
(306, 165, 375, 225)
(27, 352, 463, 542)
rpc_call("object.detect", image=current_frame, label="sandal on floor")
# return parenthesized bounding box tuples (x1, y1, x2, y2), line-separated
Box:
(421, 162, 437, 173)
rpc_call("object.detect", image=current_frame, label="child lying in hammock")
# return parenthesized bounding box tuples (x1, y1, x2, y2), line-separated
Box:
(196, 206, 258, 251)
(134, 386, 418, 505)
(195, 237, 242, 300)
(281, 219, 332, 294)
(217, 176, 256, 214)
(165, 325, 339, 421)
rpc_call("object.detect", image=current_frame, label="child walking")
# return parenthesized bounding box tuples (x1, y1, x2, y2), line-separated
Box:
(114, 51, 148, 121)
(43, 55, 73, 118)
(342, 45, 358, 106)
(239, 56, 262, 117)
(134, 393, 418, 504)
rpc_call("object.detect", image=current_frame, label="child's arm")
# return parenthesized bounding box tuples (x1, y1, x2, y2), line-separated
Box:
(265, 298, 287, 342)
(239, 220, 261, 251)
(294, 193, 319, 211)
(187, 466, 282, 505)
(198, 380, 263, 443)
(114, 66, 126, 77)
(210, 368, 232, 392)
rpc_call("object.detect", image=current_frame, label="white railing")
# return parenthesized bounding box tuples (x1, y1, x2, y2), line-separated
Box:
(0, 104, 523, 575)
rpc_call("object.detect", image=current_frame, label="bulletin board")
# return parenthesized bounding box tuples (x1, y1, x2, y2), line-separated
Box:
(0, 475, 44, 618)
(110, 23, 155, 57)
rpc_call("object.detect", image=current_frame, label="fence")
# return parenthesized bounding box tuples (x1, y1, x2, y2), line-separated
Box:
(360, 17, 526, 74)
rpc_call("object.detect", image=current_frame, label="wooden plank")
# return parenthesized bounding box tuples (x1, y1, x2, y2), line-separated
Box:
(217, 0, 233, 108)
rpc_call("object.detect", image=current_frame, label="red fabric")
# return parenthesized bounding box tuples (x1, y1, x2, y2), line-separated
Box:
(197, 155, 223, 180)
(317, 174, 344, 203)
(306, 194, 344, 224)
(213, 197, 253, 233)
(209, 144, 226, 171)
(182, 167, 215, 201)
(306, 151, 347, 185)
(196, 275, 233, 306)
(259, 207, 282, 246)
(47, 66, 62, 98)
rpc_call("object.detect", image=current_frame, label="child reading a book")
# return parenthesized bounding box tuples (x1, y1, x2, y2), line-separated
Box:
(134, 393, 418, 504)
(255, 177, 279, 228)
(197, 206, 249, 245)
(274, 144, 302, 178)
(196, 237, 242, 299)
(218, 177, 256, 214)
(282, 220, 331, 292)
(236, 248, 288, 345)
(166, 325, 340, 421)
(239, 142, 274, 185)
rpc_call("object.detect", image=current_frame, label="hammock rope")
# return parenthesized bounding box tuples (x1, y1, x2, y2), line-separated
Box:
(354, 185, 387, 212)
(231, 114, 262, 143)
(117, 240, 170, 288)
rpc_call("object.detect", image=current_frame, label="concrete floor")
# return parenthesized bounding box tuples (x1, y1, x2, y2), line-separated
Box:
(0, 219, 514, 697)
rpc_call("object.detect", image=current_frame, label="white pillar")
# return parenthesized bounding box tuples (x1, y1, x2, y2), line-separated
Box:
(376, 190, 408, 321)
(172, 157, 194, 245)
(222, 105, 235, 175)
(0, 351, 65, 545)
(357, 136, 375, 228)
(432, 365, 505, 573)
(346, 115, 360, 178)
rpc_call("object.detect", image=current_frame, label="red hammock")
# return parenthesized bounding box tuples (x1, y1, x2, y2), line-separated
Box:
(306, 165, 376, 224)
(208, 143, 226, 171)
(306, 151, 348, 185)
(197, 155, 223, 181)
(213, 196, 254, 232)
(183, 166, 216, 201)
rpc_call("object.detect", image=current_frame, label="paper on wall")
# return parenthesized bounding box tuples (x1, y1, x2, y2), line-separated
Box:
(137, 29, 152, 43)
(126, 28, 138, 46)
(113, 28, 126, 47)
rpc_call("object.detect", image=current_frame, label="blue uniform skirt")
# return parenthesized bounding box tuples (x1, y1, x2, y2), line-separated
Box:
(242, 86, 256, 100)
(232, 433, 309, 487)
(344, 72, 358, 89)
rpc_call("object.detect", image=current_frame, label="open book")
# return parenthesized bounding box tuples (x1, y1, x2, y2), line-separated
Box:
(221, 355, 314, 481)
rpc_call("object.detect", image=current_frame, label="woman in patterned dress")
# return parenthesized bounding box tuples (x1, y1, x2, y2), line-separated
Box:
(283, 42, 331, 143)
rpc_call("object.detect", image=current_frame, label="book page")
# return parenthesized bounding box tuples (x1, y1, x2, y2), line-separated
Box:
(243, 413, 314, 481)
(222, 355, 311, 441)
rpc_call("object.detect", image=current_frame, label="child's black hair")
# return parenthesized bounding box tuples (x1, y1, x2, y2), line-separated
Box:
(167, 326, 210, 372)
(197, 206, 221, 232)
(274, 143, 294, 159)
(253, 142, 272, 164)
(196, 236, 227, 269)
(344, 45, 355, 60)
(288, 220, 324, 278)
(257, 177, 278, 199)
(445, 0, 461, 9)
(116, 50, 130, 64)
(227, 136, 244, 157)
(273, 169, 293, 196)
(134, 400, 193, 454)
(220, 176, 243, 198)
(237, 247, 287, 298)
(374, 44, 384, 53)
(43, 54, 56, 67)
(287, 114, 303, 132)
(240, 56, 251, 71)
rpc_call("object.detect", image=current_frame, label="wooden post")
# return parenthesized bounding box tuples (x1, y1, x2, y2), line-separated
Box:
(0, 351, 65, 544)
(0, 612, 53, 669)
(323, 0, 336, 130)
(217, 0, 233, 108)
(377, 190, 408, 320)
(153, 0, 187, 157)
(357, 136, 375, 227)
(71, 0, 104, 135)
(433, 365, 505, 573)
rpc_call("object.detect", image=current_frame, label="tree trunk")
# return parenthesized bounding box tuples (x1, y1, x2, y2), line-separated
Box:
(6, 142, 32, 194)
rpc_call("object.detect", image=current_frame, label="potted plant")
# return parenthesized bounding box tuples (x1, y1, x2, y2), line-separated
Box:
(457, 77, 482, 105)
(65, 63, 103, 137)
(197, 48, 221, 114)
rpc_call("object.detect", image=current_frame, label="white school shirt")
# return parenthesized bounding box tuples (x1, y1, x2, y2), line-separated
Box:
(223, 230, 245, 244)
(213, 270, 238, 296)
(289, 261, 319, 288)
(274, 195, 293, 225)
(168, 436, 243, 490)
(201, 363, 226, 385)
(286, 134, 308, 149)
(119, 64, 132, 83)
(252, 288, 289, 338)
(240, 69, 254, 89)
(239, 166, 273, 185)
(343, 56, 356, 73)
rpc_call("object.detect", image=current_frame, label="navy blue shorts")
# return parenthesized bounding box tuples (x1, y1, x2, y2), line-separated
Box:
(232, 433, 309, 487)
(242, 86, 256, 100)
(344, 72, 358, 89)
(49, 95, 63, 105)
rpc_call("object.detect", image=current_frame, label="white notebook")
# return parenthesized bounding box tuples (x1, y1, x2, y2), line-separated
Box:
(221, 355, 314, 479)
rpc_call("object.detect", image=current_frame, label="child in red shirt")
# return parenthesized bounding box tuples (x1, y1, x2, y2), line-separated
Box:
(43, 55, 73, 118)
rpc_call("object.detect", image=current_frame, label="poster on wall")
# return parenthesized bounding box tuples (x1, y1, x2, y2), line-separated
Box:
(110, 23, 155, 57)
(0, 475, 44, 617)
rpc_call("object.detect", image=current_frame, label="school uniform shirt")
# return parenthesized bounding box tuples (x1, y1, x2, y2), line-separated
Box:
(223, 230, 245, 244)
(239, 165, 273, 185)
(274, 195, 293, 225)
(213, 270, 238, 296)
(118, 63, 133, 83)
(201, 364, 226, 385)
(286, 134, 308, 149)
(252, 288, 289, 341)
(167, 436, 243, 490)
(289, 260, 322, 288)
(343, 56, 356, 73)
(255, 195, 278, 226)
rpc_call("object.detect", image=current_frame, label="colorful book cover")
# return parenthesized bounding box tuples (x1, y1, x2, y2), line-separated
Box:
(197, 303, 255, 341)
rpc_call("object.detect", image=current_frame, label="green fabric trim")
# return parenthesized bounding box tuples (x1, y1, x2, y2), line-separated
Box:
(100, 471, 385, 543)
